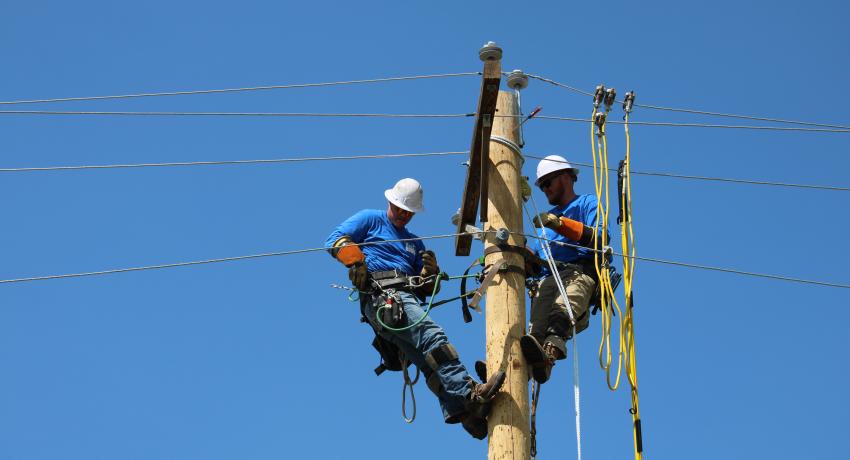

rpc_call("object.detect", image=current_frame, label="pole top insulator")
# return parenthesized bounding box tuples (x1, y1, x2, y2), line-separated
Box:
(506, 69, 528, 90)
(479, 41, 503, 61)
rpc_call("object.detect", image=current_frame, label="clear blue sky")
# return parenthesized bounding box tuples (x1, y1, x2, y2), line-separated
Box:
(2, 1, 848, 459)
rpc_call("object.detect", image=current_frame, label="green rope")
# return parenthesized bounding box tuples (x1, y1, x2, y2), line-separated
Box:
(344, 269, 482, 330)
(375, 272, 445, 332)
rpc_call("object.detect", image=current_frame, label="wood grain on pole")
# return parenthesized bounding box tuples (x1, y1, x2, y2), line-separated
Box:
(485, 90, 529, 460)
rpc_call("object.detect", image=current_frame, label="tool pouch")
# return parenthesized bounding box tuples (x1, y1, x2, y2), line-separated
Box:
(379, 291, 407, 329)
(371, 334, 408, 375)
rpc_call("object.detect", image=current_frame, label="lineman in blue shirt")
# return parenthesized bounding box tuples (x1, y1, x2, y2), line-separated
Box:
(325, 178, 505, 439)
(523, 156, 607, 384)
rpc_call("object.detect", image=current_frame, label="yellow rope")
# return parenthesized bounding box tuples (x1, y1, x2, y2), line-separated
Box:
(622, 111, 642, 460)
(591, 107, 624, 391)
(591, 102, 643, 459)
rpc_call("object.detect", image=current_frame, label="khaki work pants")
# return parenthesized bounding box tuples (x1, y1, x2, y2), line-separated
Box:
(529, 267, 596, 359)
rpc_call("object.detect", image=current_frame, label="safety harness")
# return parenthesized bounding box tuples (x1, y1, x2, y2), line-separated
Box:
(353, 268, 471, 424)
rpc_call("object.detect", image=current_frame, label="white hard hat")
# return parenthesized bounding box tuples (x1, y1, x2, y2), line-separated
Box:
(535, 155, 579, 185)
(384, 178, 425, 213)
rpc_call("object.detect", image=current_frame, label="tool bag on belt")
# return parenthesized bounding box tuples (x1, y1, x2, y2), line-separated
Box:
(360, 269, 415, 376)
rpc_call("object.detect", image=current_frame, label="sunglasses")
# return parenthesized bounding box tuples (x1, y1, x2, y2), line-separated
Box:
(538, 173, 563, 191)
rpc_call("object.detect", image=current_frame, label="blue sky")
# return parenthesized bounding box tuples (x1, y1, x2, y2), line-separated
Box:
(2, 1, 848, 459)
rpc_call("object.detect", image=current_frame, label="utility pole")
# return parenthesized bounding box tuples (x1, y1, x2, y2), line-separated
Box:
(484, 89, 529, 460)
(456, 42, 529, 460)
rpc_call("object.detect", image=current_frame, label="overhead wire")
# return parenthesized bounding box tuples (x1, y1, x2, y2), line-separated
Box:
(522, 233, 850, 290)
(0, 110, 474, 118)
(3, 150, 846, 194)
(523, 155, 850, 193)
(533, 115, 850, 133)
(4, 108, 849, 133)
(0, 233, 473, 285)
(1, 231, 846, 288)
(0, 151, 468, 172)
(525, 73, 850, 130)
(0, 72, 481, 106)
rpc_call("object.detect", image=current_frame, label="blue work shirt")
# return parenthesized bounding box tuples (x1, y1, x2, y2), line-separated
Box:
(325, 209, 425, 275)
(528, 194, 605, 274)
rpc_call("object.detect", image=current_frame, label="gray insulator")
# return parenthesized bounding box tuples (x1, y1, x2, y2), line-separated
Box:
(479, 41, 503, 61)
(507, 69, 528, 90)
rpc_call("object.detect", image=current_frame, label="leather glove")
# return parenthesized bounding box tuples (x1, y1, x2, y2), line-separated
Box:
(420, 250, 439, 277)
(524, 247, 543, 278)
(532, 212, 563, 230)
(520, 176, 532, 203)
(348, 261, 370, 291)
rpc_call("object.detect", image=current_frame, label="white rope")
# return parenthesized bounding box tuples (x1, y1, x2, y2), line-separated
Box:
(523, 199, 583, 460)
(0, 72, 481, 105)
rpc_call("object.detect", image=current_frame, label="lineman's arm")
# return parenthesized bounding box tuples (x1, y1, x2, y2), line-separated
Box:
(532, 213, 599, 249)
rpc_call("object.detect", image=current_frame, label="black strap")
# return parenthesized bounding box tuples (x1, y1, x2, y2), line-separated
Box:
(483, 244, 528, 257)
(459, 260, 482, 323)
(424, 343, 459, 371)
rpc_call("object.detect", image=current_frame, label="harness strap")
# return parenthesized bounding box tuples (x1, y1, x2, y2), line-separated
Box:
(468, 260, 504, 311)
(424, 343, 459, 371)
(426, 372, 442, 395)
(459, 258, 483, 323)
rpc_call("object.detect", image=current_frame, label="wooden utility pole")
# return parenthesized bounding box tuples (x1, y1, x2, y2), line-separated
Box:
(484, 89, 529, 460)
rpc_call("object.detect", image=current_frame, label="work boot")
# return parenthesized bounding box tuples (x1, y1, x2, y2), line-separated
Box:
(520, 335, 556, 384)
(467, 370, 507, 418)
(474, 360, 488, 383)
(460, 413, 488, 440)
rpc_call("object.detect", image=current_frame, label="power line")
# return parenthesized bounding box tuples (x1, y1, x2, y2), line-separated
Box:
(523, 154, 850, 193)
(521, 234, 850, 290)
(0, 233, 470, 285)
(5, 109, 848, 133)
(3, 231, 847, 289)
(0, 110, 474, 119)
(0, 72, 481, 106)
(633, 103, 850, 131)
(525, 73, 850, 130)
(525, 73, 594, 98)
(3, 150, 846, 193)
(533, 115, 850, 133)
(625, 254, 850, 290)
(0, 151, 468, 172)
